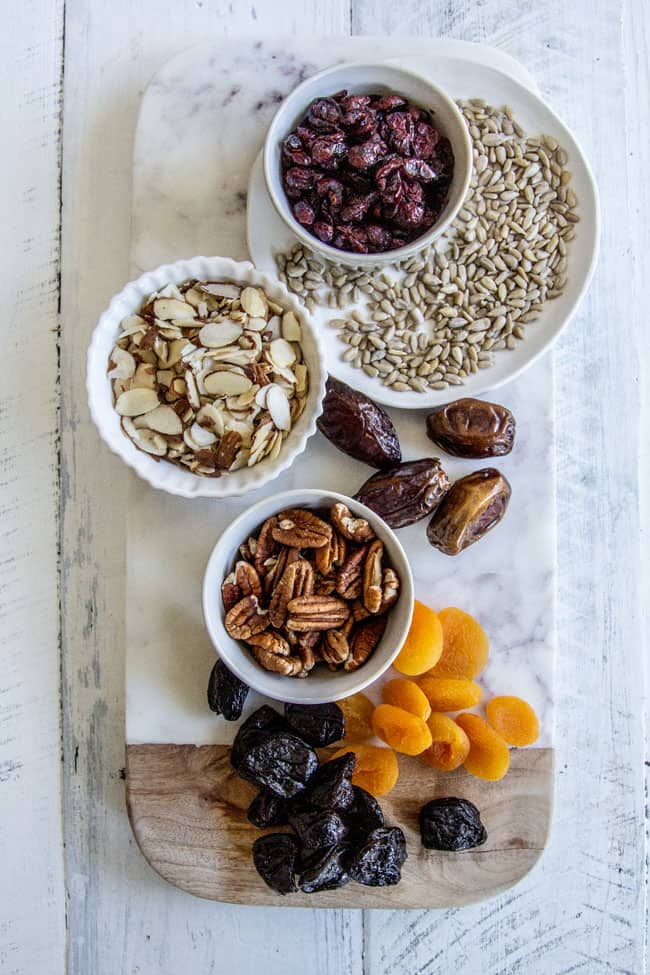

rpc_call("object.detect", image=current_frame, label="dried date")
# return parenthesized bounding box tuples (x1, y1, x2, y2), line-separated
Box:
(427, 468, 511, 555)
(426, 398, 516, 458)
(206, 659, 249, 721)
(317, 377, 401, 469)
(354, 458, 450, 528)
(419, 797, 487, 851)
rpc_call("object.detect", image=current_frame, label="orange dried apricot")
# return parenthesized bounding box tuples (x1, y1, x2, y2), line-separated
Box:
(486, 695, 539, 746)
(416, 676, 483, 712)
(382, 678, 431, 720)
(428, 607, 489, 679)
(372, 704, 433, 755)
(423, 712, 470, 771)
(455, 713, 510, 781)
(336, 692, 374, 740)
(393, 600, 443, 676)
(332, 742, 399, 796)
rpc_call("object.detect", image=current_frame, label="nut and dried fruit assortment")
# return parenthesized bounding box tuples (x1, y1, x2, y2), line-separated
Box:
(107, 280, 309, 475)
(221, 503, 401, 677)
(281, 90, 454, 253)
(276, 100, 579, 393)
(229, 703, 407, 893)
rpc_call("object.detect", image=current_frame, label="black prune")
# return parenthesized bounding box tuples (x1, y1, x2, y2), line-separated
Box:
(234, 730, 318, 798)
(284, 702, 345, 747)
(297, 752, 356, 813)
(288, 807, 348, 852)
(299, 845, 350, 893)
(317, 376, 402, 470)
(346, 786, 384, 844)
(247, 791, 289, 829)
(252, 833, 299, 894)
(419, 797, 487, 851)
(206, 659, 249, 721)
(230, 706, 286, 769)
(347, 827, 407, 887)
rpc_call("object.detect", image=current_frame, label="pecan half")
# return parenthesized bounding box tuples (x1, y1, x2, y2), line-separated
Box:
(221, 561, 263, 610)
(224, 594, 269, 640)
(321, 629, 349, 667)
(378, 567, 400, 613)
(254, 516, 279, 575)
(221, 572, 240, 612)
(297, 631, 320, 674)
(330, 502, 375, 543)
(314, 529, 347, 576)
(336, 545, 368, 600)
(272, 508, 332, 548)
(363, 539, 384, 614)
(215, 430, 242, 469)
(351, 598, 371, 623)
(239, 536, 257, 562)
(314, 574, 337, 596)
(265, 546, 301, 593)
(250, 646, 303, 675)
(344, 614, 387, 671)
(247, 630, 291, 656)
(268, 559, 314, 628)
(286, 595, 350, 631)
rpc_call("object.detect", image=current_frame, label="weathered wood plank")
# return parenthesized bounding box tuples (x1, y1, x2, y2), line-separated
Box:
(0, 2, 66, 973)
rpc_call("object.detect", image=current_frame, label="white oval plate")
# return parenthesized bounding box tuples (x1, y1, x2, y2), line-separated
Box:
(247, 55, 599, 410)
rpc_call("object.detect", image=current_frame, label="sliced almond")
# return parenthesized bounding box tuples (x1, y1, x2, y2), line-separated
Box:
(185, 369, 201, 410)
(281, 311, 302, 342)
(157, 283, 184, 301)
(255, 385, 271, 408)
(229, 448, 250, 471)
(267, 315, 281, 337)
(240, 287, 267, 318)
(144, 405, 183, 435)
(153, 298, 195, 321)
(120, 314, 148, 337)
(131, 362, 157, 389)
(196, 403, 225, 436)
(210, 346, 258, 366)
(108, 346, 136, 380)
(189, 422, 217, 447)
(112, 377, 131, 398)
(162, 336, 187, 367)
(135, 348, 157, 365)
(198, 321, 243, 348)
(203, 371, 252, 397)
(266, 385, 291, 431)
(267, 430, 284, 461)
(294, 363, 308, 395)
(246, 317, 268, 332)
(224, 417, 254, 447)
(156, 369, 173, 388)
(269, 337, 296, 368)
(115, 387, 159, 417)
(200, 282, 241, 300)
(226, 386, 258, 410)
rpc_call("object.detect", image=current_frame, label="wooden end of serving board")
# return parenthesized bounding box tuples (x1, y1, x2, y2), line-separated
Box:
(126, 743, 552, 908)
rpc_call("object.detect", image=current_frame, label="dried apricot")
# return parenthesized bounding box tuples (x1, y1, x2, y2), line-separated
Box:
(336, 692, 374, 740)
(428, 607, 489, 678)
(417, 676, 483, 712)
(372, 704, 433, 755)
(486, 695, 539, 746)
(382, 678, 431, 720)
(393, 600, 443, 676)
(423, 712, 470, 771)
(455, 713, 510, 781)
(332, 743, 399, 797)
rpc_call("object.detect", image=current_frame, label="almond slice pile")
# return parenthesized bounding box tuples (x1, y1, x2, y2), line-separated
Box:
(107, 280, 309, 476)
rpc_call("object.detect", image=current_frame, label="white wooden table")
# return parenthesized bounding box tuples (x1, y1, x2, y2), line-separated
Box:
(1, 1, 648, 972)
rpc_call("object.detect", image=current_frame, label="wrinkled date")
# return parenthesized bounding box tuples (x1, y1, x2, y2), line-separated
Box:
(419, 797, 487, 851)
(317, 377, 401, 469)
(426, 398, 516, 458)
(354, 458, 450, 529)
(427, 468, 511, 555)
(280, 89, 454, 253)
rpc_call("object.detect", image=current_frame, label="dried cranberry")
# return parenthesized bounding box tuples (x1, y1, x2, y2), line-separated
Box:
(348, 134, 387, 171)
(282, 134, 312, 168)
(342, 107, 378, 138)
(340, 94, 372, 112)
(308, 97, 343, 132)
(366, 224, 393, 251)
(293, 200, 315, 226)
(296, 124, 319, 151)
(315, 176, 344, 211)
(374, 94, 407, 111)
(340, 191, 378, 223)
(384, 112, 415, 154)
(284, 166, 316, 192)
(412, 121, 439, 159)
(313, 219, 334, 243)
(333, 224, 369, 253)
(402, 158, 438, 181)
(311, 134, 348, 170)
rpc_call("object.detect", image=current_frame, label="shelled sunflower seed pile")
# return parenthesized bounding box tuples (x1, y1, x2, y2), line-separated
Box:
(274, 99, 580, 393)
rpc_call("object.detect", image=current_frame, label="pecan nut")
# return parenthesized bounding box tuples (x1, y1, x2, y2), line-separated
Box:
(344, 615, 387, 671)
(247, 630, 290, 656)
(268, 559, 314, 628)
(314, 529, 347, 577)
(321, 629, 349, 667)
(254, 515, 279, 575)
(221, 561, 263, 611)
(272, 508, 332, 548)
(286, 595, 350, 631)
(266, 546, 301, 592)
(224, 594, 269, 640)
(250, 645, 303, 675)
(335, 545, 368, 600)
(330, 502, 375, 543)
(297, 631, 320, 674)
(363, 539, 384, 614)
(378, 567, 400, 613)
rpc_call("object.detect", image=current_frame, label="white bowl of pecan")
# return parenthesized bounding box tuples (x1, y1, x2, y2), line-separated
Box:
(263, 61, 472, 266)
(202, 489, 414, 704)
(87, 256, 326, 498)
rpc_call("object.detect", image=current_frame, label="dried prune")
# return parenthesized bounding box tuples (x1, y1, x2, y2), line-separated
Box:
(252, 833, 299, 894)
(231, 705, 285, 766)
(348, 827, 407, 886)
(233, 730, 318, 798)
(427, 469, 511, 555)
(298, 752, 355, 813)
(299, 845, 350, 893)
(206, 659, 249, 721)
(347, 786, 384, 844)
(288, 807, 349, 852)
(317, 376, 401, 470)
(284, 702, 345, 747)
(426, 398, 516, 458)
(419, 797, 487, 851)
(354, 458, 449, 528)
(247, 790, 289, 829)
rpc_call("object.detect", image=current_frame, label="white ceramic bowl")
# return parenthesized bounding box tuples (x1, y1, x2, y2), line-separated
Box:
(263, 61, 472, 268)
(87, 256, 327, 498)
(202, 489, 414, 704)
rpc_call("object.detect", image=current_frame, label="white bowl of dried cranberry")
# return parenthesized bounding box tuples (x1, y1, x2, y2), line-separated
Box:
(202, 489, 414, 705)
(86, 256, 327, 498)
(263, 61, 472, 267)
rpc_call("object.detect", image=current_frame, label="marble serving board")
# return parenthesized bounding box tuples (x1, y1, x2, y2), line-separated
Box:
(125, 37, 555, 908)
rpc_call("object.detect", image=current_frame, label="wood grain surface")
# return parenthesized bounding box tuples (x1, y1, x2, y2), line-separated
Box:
(0, 0, 646, 972)
(126, 744, 552, 908)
